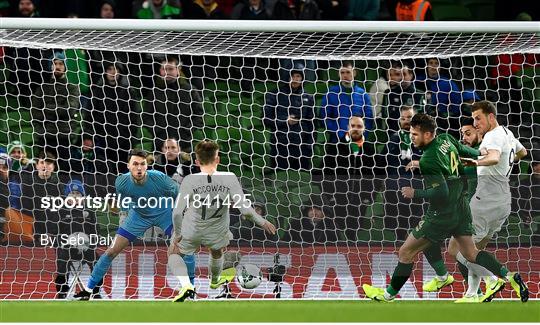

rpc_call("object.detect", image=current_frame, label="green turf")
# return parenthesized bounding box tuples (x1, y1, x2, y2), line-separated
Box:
(0, 300, 538, 322)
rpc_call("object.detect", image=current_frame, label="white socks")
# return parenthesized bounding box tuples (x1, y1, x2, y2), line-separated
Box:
(457, 252, 499, 296)
(456, 252, 493, 277)
(465, 274, 481, 296)
(168, 254, 192, 288)
(436, 273, 449, 281)
(209, 255, 224, 283)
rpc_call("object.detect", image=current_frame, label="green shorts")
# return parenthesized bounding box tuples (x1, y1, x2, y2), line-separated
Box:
(412, 199, 474, 243)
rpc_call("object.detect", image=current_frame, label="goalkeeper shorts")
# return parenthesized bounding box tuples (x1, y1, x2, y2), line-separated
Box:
(117, 209, 173, 241)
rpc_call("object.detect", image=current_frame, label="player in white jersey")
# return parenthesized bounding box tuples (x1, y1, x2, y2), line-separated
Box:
(457, 101, 529, 302)
(167, 140, 276, 302)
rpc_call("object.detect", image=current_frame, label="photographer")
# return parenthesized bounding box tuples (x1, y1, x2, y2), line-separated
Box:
(55, 180, 102, 299)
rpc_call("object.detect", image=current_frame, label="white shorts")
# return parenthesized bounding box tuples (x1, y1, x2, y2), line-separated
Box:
(178, 225, 233, 255)
(471, 199, 510, 242)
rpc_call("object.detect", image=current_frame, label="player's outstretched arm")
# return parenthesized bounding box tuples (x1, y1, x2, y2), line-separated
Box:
(476, 149, 501, 166)
(446, 133, 480, 158)
(230, 176, 276, 235)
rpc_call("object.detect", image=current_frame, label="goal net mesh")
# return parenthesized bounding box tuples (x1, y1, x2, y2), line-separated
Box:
(0, 26, 539, 299)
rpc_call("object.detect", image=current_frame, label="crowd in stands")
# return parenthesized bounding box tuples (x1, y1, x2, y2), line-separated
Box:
(0, 0, 537, 21)
(0, 46, 538, 246)
(0, 0, 539, 247)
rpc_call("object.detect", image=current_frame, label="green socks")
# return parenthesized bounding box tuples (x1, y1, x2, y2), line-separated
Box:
(475, 250, 508, 278)
(387, 262, 413, 296)
(424, 244, 448, 277)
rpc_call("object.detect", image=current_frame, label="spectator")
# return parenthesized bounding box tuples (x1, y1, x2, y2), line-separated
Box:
(380, 106, 422, 241)
(7, 140, 32, 172)
(69, 135, 107, 176)
(346, 0, 379, 20)
(286, 194, 339, 244)
(231, 201, 278, 244)
(368, 61, 392, 119)
(31, 51, 81, 172)
(182, 0, 227, 18)
(88, 61, 140, 175)
(153, 138, 199, 184)
(518, 160, 540, 236)
(55, 180, 102, 299)
(136, 0, 181, 18)
(4, 0, 41, 105)
(0, 153, 11, 218)
(142, 56, 204, 152)
(272, 0, 320, 19)
(238, 0, 270, 20)
(263, 70, 315, 171)
(17, 0, 38, 17)
(99, 0, 116, 18)
(20, 151, 63, 244)
(395, 0, 432, 21)
(4, 142, 26, 211)
(416, 57, 478, 135)
(383, 64, 424, 132)
(0, 153, 31, 244)
(321, 60, 373, 169)
(317, 0, 348, 20)
(0, 0, 11, 16)
(321, 116, 380, 240)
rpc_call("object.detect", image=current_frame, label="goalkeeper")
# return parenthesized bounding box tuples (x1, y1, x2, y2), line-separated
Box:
(74, 149, 196, 300)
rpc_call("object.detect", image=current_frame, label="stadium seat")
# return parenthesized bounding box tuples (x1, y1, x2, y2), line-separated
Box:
(460, 0, 495, 20)
(516, 67, 540, 114)
(432, 4, 473, 20)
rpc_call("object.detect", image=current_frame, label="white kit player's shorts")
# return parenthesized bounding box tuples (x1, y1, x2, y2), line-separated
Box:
(179, 222, 233, 254)
(470, 196, 511, 242)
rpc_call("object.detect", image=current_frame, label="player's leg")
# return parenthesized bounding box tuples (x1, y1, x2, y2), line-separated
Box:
(206, 230, 236, 289)
(209, 248, 225, 288)
(74, 211, 149, 300)
(453, 235, 515, 302)
(167, 243, 196, 302)
(478, 211, 529, 302)
(422, 241, 455, 292)
(157, 211, 197, 286)
(363, 232, 431, 301)
(84, 248, 103, 297)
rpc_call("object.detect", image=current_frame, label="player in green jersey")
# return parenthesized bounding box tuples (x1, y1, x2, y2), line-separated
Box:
(423, 117, 483, 294)
(362, 114, 515, 302)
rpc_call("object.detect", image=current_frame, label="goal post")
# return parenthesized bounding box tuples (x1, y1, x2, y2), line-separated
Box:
(0, 19, 539, 300)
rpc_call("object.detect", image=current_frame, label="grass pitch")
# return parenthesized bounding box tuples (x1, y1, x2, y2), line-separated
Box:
(1, 300, 539, 322)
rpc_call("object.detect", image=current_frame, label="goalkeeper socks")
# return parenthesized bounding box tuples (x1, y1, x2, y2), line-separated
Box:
(182, 254, 196, 285)
(475, 250, 507, 278)
(209, 255, 224, 284)
(88, 254, 113, 290)
(168, 254, 192, 288)
(423, 244, 448, 279)
(387, 262, 413, 296)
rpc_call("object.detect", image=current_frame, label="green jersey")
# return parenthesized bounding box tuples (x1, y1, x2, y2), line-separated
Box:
(415, 134, 479, 222)
(464, 143, 480, 202)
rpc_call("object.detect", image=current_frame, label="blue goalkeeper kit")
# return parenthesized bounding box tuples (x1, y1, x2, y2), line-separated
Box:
(87, 170, 195, 290)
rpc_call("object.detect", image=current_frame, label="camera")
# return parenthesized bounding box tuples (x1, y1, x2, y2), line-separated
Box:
(266, 254, 286, 298)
